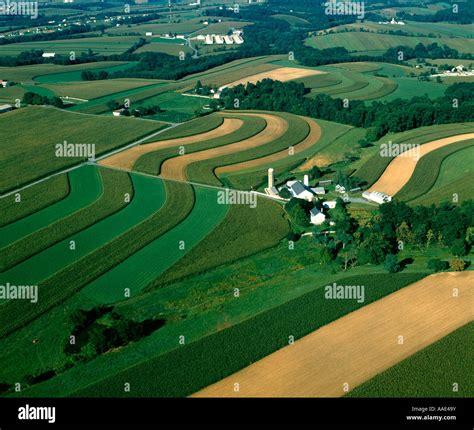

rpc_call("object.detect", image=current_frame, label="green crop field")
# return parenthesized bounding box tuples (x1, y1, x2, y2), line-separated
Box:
(0, 179, 193, 338)
(141, 113, 224, 143)
(0, 36, 142, 57)
(66, 83, 167, 113)
(0, 174, 69, 227)
(42, 79, 161, 100)
(348, 322, 473, 397)
(150, 196, 290, 288)
(0, 167, 132, 272)
(0, 166, 101, 248)
(133, 91, 211, 123)
(410, 145, 474, 205)
(355, 123, 474, 187)
(0, 106, 166, 193)
(335, 21, 474, 39)
(34, 62, 136, 84)
(79, 185, 229, 303)
(306, 31, 473, 55)
(134, 114, 267, 175)
(396, 140, 474, 202)
(0, 61, 129, 83)
(0, 172, 165, 290)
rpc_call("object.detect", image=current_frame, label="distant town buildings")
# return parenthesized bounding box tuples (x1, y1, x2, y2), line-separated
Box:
(378, 18, 405, 25)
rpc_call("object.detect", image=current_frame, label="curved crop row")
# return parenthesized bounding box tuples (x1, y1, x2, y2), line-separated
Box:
(396, 140, 474, 202)
(0, 174, 70, 228)
(134, 114, 267, 176)
(183, 112, 309, 186)
(355, 123, 474, 187)
(0, 179, 194, 339)
(79, 185, 229, 303)
(0, 166, 101, 248)
(0, 167, 133, 272)
(0, 172, 165, 287)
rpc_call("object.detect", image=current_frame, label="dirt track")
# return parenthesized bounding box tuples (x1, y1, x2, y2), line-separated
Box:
(192, 271, 473, 397)
(220, 67, 325, 90)
(98, 118, 244, 171)
(215, 116, 321, 177)
(160, 113, 288, 182)
(369, 133, 474, 196)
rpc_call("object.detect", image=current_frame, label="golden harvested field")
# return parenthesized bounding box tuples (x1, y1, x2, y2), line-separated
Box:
(369, 133, 474, 196)
(159, 113, 288, 181)
(98, 118, 243, 171)
(193, 271, 473, 397)
(215, 116, 321, 175)
(220, 67, 326, 89)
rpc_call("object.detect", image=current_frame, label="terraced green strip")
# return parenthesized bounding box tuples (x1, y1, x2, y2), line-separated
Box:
(79, 186, 229, 303)
(0, 180, 193, 339)
(134, 115, 267, 176)
(185, 112, 309, 186)
(397, 140, 474, 202)
(0, 167, 132, 272)
(0, 166, 101, 248)
(0, 172, 162, 287)
(0, 174, 70, 228)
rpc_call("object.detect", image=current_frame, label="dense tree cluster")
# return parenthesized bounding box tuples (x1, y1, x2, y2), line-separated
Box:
(312, 199, 473, 272)
(22, 91, 64, 108)
(220, 80, 474, 140)
(65, 305, 165, 362)
(81, 70, 109, 81)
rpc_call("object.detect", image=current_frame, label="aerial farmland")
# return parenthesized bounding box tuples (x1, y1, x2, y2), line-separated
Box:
(0, 0, 473, 426)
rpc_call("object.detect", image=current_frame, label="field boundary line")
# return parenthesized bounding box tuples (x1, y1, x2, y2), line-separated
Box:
(0, 122, 179, 200)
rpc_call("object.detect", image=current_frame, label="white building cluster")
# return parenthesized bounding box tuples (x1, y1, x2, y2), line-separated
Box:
(198, 30, 244, 45)
(266, 169, 337, 226)
(378, 18, 405, 25)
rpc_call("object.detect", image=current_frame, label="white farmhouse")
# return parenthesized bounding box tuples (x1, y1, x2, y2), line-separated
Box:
(287, 180, 314, 202)
(310, 207, 326, 225)
(0, 80, 8, 88)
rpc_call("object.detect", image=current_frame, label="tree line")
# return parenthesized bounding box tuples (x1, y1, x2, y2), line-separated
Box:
(219, 80, 474, 141)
